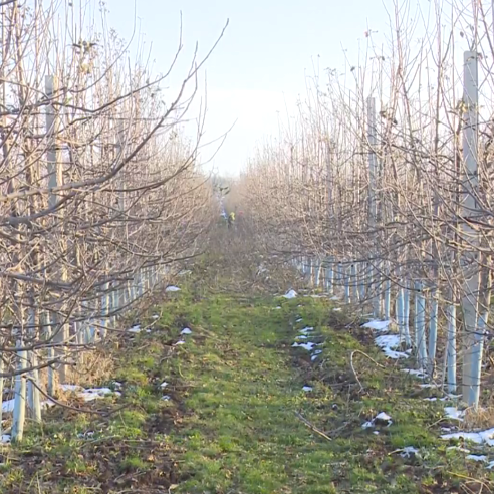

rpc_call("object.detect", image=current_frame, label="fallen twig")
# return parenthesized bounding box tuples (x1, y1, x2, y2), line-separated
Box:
(350, 349, 385, 393)
(295, 411, 332, 442)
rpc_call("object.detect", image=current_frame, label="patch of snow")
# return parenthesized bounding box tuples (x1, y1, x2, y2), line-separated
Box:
(1, 434, 10, 443)
(152, 314, 160, 319)
(441, 428, 494, 446)
(375, 334, 409, 359)
(373, 431, 380, 435)
(77, 387, 119, 403)
(292, 341, 316, 351)
(333, 307, 342, 312)
(400, 446, 419, 458)
(295, 318, 303, 322)
(362, 412, 393, 429)
(275, 306, 282, 309)
(181, 328, 192, 335)
(283, 289, 297, 299)
(60, 384, 83, 392)
(487, 461, 494, 469)
(444, 407, 465, 421)
(330, 295, 340, 300)
(376, 412, 392, 422)
(174, 340, 186, 346)
(160, 382, 169, 389)
(166, 286, 181, 292)
(362, 320, 392, 332)
(299, 326, 314, 334)
(296, 335, 308, 339)
(312, 349, 322, 355)
(77, 431, 95, 439)
(162, 395, 171, 401)
(402, 368, 427, 379)
(302, 386, 313, 392)
(128, 325, 142, 333)
(467, 454, 487, 462)
(2, 399, 14, 413)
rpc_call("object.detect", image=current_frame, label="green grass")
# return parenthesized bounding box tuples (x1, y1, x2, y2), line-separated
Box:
(1, 256, 494, 493)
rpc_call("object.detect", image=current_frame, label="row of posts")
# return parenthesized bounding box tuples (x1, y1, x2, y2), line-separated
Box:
(8, 264, 168, 442)
(292, 256, 458, 399)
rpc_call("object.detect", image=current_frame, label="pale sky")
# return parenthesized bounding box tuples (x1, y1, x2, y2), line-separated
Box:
(104, 0, 396, 176)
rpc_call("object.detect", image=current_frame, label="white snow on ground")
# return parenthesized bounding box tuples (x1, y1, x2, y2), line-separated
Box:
(162, 395, 171, 401)
(296, 335, 308, 339)
(441, 428, 494, 446)
(488, 461, 494, 469)
(1, 434, 10, 443)
(152, 314, 160, 319)
(283, 289, 297, 299)
(181, 328, 192, 335)
(374, 334, 409, 359)
(174, 340, 186, 346)
(467, 454, 488, 462)
(128, 325, 142, 333)
(444, 407, 465, 421)
(302, 386, 313, 392)
(295, 318, 303, 322)
(1, 400, 14, 413)
(160, 382, 169, 388)
(362, 320, 392, 332)
(361, 412, 393, 429)
(275, 306, 282, 309)
(299, 326, 314, 334)
(165, 286, 181, 292)
(402, 368, 428, 379)
(78, 387, 120, 402)
(60, 384, 83, 392)
(2, 399, 54, 413)
(333, 308, 342, 312)
(77, 431, 95, 439)
(376, 412, 392, 422)
(292, 341, 316, 351)
(400, 447, 419, 458)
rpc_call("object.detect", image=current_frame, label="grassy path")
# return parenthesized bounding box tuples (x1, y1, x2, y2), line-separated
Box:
(168, 291, 340, 493)
(1, 258, 491, 493)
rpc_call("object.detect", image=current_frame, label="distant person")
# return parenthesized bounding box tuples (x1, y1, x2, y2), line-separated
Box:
(227, 211, 235, 229)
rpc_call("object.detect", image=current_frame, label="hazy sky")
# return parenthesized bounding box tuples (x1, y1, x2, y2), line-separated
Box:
(105, 0, 393, 176)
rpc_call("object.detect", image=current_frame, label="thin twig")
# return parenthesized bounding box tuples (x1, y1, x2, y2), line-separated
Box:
(350, 349, 385, 393)
(295, 411, 332, 442)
